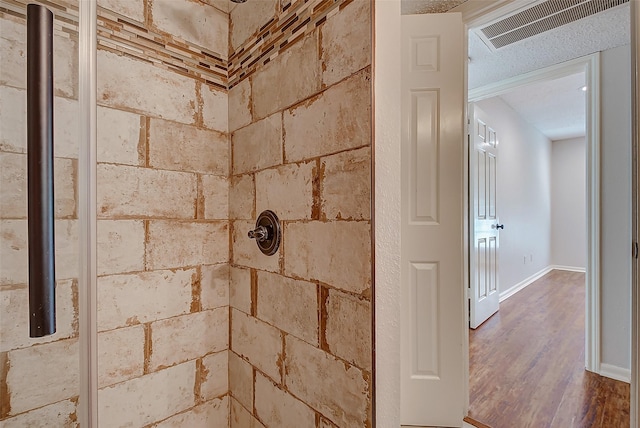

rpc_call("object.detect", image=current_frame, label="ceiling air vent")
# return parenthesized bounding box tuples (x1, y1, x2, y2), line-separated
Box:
(477, 0, 629, 50)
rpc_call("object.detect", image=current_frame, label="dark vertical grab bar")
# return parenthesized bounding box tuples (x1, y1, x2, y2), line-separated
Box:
(27, 4, 56, 338)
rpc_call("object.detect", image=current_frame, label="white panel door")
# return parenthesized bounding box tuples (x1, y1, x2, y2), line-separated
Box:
(400, 13, 465, 427)
(469, 104, 500, 329)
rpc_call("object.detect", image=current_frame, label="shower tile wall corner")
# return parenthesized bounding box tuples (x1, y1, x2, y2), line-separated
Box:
(228, 0, 373, 427)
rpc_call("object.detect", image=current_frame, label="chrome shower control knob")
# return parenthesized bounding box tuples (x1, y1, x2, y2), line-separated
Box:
(248, 225, 268, 242)
(247, 210, 281, 256)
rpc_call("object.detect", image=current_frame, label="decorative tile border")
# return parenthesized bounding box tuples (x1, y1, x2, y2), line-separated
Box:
(0, 0, 228, 89)
(1, 0, 355, 91)
(227, 0, 352, 89)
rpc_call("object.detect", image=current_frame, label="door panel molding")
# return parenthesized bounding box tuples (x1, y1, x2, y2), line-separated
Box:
(468, 54, 601, 373)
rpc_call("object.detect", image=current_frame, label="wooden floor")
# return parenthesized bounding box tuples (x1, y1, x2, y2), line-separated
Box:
(468, 270, 630, 428)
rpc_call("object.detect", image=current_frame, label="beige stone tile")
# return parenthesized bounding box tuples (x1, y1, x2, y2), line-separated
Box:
(320, 0, 371, 87)
(0, 16, 27, 90)
(0, 221, 30, 285)
(0, 86, 26, 154)
(200, 350, 229, 401)
(229, 0, 278, 51)
(0, 88, 79, 158)
(54, 220, 80, 281)
(97, 219, 146, 276)
(229, 174, 255, 220)
(201, 263, 229, 310)
(97, 268, 193, 331)
(54, 96, 81, 158)
(97, 164, 197, 219)
(54, 35, 78, 99)
(284, 335, 370, 427)
(98, 50, 196, 124)
(96, 164, 198, 219)
(255, 162, 314, 220)
(98, 361, 196, 427)
(153, 396, 229, 428)
(97, 106, 143, 166)
(326, 290, 372, 371)
(254, 371, 315, 428)
(149, 308, 229, 371)
(152, 0, 228, 55)
(229, 266, 252, 314)
(257, 271, 318, 345)
(231, 220, 280, 273)
(6, 338, 79, 415)
(202, 175, 229, 220)
(0, 280, 76, 353)
(0, 17, 76, 96)
(228, 78, 252, 132)
(0, 16, 77, 95)
(148, 118, 228, 175)
(146, 220, 228, 270)
(251, 32, 321, 120)
(0, 153, 76, 219)
(229, 351, 253, 411)
(0, 398, 78, 428)
(321, 147, 371, 220)
(202, 84, 229, 133)
(98, 0, 144, 22)
(231, 308, 282, 382)
(97, 325, 145, 388)
(230, 396, 265, 428)
(202, 0, 229, 14)
(284, 221, 371, 294)
(283, 69, 371, 162)
(0, 220, 79, 285)
(232, 113, 282, 174)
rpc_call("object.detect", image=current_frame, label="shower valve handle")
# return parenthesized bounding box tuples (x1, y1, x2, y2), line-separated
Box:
(248, 225, 269, 242)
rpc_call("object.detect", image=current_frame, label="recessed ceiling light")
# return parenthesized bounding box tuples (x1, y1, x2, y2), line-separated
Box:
(581, 86, 588, 92)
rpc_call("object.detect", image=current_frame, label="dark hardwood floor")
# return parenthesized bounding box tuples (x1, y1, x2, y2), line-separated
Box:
(468, 269, 630, 428)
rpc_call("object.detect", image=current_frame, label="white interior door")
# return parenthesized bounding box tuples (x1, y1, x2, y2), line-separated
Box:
(469, 104, 501, 329)
(400, 12, 465, 427)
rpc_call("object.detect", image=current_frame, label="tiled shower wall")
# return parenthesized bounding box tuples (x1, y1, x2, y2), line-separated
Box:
(1, 0, 372, 426)
(1, 0, 232, 425)
(94, 0, 230, 425)
(227, 0, 373, 426)
(1, 0, 82, 424)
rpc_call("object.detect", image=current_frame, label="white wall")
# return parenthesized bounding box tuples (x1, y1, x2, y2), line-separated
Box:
(600, 44, 632, 372)
(476, 97, 552, 294)
(551, 137, 586, 269)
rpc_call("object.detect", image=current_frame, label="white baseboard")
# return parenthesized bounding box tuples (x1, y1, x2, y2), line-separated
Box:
(499, 266, 553, 302)
(549, 265, 586, 273)
(599, 363, 631, 383)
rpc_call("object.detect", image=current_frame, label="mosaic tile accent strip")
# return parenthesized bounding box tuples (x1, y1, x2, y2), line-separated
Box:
(2, 0, 357, 91)
(228, 0, 352, 89)
(0, 0, 228, 89)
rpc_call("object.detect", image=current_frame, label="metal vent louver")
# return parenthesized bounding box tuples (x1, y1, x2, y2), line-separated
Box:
(479, 0, 629, 50)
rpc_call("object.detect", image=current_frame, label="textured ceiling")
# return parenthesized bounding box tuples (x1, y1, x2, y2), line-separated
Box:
(497, 72, 586, 141)
(401, 0, 469, 14)
(468, 3, 630, 89)
(468, 2, 629, 142)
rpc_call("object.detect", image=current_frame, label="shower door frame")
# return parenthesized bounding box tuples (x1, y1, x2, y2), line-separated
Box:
(78, 0, 98, 425)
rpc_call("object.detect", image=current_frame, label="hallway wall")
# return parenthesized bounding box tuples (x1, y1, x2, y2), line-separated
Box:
(600, 43, 632, 373)
(550, 137, 586, 270)
(475, 97, 552, 295)
(227, 0, 373, 426)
